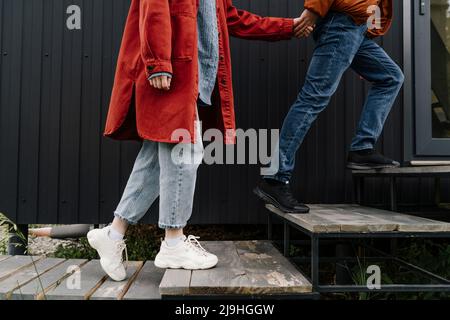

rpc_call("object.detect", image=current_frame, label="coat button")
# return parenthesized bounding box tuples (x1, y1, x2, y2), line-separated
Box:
(147, 65, 155, 71)
(219, 55, 224, 61)
(221, 78, 226, 85)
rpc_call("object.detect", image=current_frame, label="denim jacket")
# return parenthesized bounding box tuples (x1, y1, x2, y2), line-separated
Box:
(149, 0, 219, 107)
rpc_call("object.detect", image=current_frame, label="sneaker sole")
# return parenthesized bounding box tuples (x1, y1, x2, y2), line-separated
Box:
(253, 187, 310, 214)
(154, 255, 217, 270)
(347, 162, 401, 170)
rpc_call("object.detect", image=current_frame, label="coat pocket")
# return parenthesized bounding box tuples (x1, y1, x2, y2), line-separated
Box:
(170, 4, 196, 61)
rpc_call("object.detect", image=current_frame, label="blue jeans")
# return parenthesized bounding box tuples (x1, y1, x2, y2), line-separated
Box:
(270, 12, 404, 183)
(114, 119, 203, 229)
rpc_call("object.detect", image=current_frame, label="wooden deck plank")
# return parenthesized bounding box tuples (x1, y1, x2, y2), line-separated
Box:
(162, 241, 312, 296)
(159, 269, 192, 296)
(90, 261, 143, 300)
(344, 206, 450, 232)
(319, 208, 397, 232)
(352, 165, 450, 177)
(291, 209, 396, 233)
(234, 241, 312, 294)
(188, 241, 250, 295)
(123, 261, 165, 300)
(266, 204, 450, 233)
(44, 260, 107, 300)
(11, 259, 87, 300)
(266, 204, 341, 233)
(0, 257, 65, 299)
(0, 256, 44, 281)
(319, 204, 450, 232)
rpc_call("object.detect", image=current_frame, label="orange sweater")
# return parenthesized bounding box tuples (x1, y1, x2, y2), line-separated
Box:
(304, 0, 393, 36)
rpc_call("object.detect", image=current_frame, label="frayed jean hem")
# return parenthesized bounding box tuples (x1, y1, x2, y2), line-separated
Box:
(349, 145, 374, 152)
(114, 212, 139, 226)
(263, 175, 290, 184)
(158, 222, 187, 230)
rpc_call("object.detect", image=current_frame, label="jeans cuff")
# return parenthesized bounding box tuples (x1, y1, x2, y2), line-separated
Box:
(349, 145, 374, 152)
(114, 212, 138, 225)
(263, 175, 290, 184)
(158, 222, 187, 230)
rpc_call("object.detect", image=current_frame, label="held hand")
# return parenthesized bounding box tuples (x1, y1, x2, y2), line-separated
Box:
(294, 9, 318, 38)
(149, 75, 172, 91)
(293, 20, 314, 38)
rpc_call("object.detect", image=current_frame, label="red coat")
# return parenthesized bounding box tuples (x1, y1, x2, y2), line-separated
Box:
(104, 0, 294, 144)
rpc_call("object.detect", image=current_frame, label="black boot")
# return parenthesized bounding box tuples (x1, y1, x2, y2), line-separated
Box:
(253, 179, 310, 214)
(347, 149, 400, 170)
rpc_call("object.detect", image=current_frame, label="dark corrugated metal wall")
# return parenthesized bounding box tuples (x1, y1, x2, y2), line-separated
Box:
(0, 0, 446, 224)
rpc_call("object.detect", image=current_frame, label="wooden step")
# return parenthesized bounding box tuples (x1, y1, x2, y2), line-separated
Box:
(12, 259, 88, 300)
(0, 256, 45, 282)
(267, 204, 450, 233)
(352, 165, 450, 177)
(122, 261, 165, 300)
(0, 257, 162, 300)
(159, 241, 312, 296)
(0, 241, 312, 299)
(42, 260, 145, 300)
(0, 257, 65, 299)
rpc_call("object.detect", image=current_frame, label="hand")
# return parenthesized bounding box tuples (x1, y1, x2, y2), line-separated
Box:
(294, 9, 318, 38)
(149, 75, 171, 91)
(293, 20, 314, 38)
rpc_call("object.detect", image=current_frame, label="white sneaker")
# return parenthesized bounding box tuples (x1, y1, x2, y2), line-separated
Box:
(154, 235, 218, 270)
(87, 226, 127, 281)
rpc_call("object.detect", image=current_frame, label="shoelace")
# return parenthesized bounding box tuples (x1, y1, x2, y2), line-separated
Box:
(116, 241, 128, 270)
(185, 235, 208, 257)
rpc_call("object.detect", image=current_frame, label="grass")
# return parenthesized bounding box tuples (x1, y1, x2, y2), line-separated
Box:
(0, 212, 28, 255)
(0, 213, 9, 254)
(51, 237, 98, 260)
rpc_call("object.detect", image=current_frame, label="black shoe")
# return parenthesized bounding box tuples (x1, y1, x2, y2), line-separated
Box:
(347, 149, 400, 170)
(253, 179, 310, 214)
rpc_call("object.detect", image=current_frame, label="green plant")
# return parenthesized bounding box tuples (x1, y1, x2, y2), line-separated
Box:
(119, 225, 161, 260)
(0, 213, 47, 299)
(289, 244, 305, 257)
(336, 240, 450, 300)
(0, 225, 6, 255)
(348, 259, 393, 300)
(0, 213, 10, 254)
(52, 237, 99, 260)
(393, 240, 450, 300)
(0, 212, 28, 254)
(334, 245, 393, 300)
